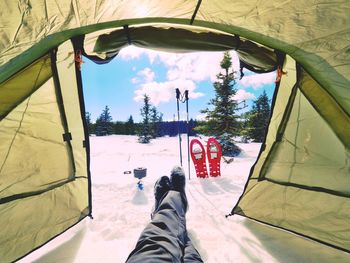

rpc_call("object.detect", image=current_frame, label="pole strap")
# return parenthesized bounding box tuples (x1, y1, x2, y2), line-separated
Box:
(123, 25, 132, 45)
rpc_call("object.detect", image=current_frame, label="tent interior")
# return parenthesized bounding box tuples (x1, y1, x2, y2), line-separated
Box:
(0, 1, 349, 262)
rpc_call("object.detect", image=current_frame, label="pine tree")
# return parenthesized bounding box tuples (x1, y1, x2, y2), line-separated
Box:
(150, 106, 163, 138)
(139, 94, 152, 143)
(114, 121, 126, 134)
(95, 105, 113, 136)
(239, 111, 251, 143)
(138, 95, 164, 142)
(245, 90, 271, 142)
(85, 112, 94, 135)
(125, 115, 135, 135)
(196, 51, 242, 156)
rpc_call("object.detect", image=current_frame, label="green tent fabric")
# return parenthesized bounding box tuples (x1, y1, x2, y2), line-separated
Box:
(0, 1, 349, 261)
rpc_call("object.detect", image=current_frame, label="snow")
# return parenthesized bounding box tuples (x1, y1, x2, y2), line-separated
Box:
(19, 135, 349, 262)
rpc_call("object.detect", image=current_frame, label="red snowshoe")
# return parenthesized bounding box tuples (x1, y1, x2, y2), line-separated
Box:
(190, 139, 208, 178)
(206, 138, 222, 177)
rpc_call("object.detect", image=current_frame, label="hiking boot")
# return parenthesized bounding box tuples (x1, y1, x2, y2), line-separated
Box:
(152, 176, 171, 218)
(170, 166, 186, 192)
(170, 166, 188, 213)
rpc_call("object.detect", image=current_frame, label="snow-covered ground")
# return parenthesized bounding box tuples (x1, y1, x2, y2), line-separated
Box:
(20, 135, 349, 262)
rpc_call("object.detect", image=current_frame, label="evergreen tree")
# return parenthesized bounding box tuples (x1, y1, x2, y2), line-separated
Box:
(125, 115, 135, 135)
(95, 105, 113, 136)
(114, 121, 126, 135)
(150, 106, 163, 138)
(138, 95, 164, 141)
(239, 111, 251, 143)
(139, 94, 152, 143)
(245, 90, 271, 142)
(85, 112, 94, 135)
(195, 51, 242, 156)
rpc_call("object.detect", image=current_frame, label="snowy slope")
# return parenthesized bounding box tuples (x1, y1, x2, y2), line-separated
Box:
(19, 135, 349, 263)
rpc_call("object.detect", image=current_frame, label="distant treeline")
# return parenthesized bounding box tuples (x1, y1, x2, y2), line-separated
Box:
(87, 118, 199, 137)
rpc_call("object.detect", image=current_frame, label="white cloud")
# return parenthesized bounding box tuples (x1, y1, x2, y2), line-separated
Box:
(131, 77, 139, 84)
(118, 45, 159, 63)
(121, 46, 250, 108)
(166, 53, 218, 82)
(119, 46, 241, 84)
(131, 67, 155, 84)
(233, 89, 256, 101)
(145, 50, 159, 64)
(118, 46, 147, 60)
(160, 51, 240, 83)
(138, 67, 155, 83)
(239, 71, 276, 89)
(134, 79, 204, 106)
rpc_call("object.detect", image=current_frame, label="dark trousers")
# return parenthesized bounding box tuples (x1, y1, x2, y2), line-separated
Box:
(126, 191, 203, 263)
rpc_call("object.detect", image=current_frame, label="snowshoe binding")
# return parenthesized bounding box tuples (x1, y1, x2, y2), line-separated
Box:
(206, 138, 222, 177)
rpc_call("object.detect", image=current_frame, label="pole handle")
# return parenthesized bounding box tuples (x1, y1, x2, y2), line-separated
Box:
(184, 90, 189, 101)
(176, 88, 181, 100)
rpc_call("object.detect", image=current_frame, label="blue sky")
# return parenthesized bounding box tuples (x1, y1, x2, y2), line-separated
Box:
(82, 46, 276, 123)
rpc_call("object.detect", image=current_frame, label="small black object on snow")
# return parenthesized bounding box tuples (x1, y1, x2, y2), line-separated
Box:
(134, 167, 147, 179)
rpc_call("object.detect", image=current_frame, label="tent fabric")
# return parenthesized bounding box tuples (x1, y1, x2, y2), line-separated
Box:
(0, 179, 89, 262)
(234, 181, 350, 251)
(0, 54, 52, 121)
(90, 25, 277, 72)
(0, 41, 90, 261)
(243, 55, 298, 183)
(0, 0, 350, 261)
(93, 25, 240, 53)
(298, 68, 350, 149)
(56, 40, 89, 179)
(0, 76, 88, 262)
(262, 89, 349, 195)
(0, 70, 73, 198)
(234, 56, 350, 251)
(1, 1, 349, 113)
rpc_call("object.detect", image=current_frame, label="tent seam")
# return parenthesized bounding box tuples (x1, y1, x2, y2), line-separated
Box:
(50, 48, 77, 179)
(71, 38, 93, 218)
(264, 177, 350, 198)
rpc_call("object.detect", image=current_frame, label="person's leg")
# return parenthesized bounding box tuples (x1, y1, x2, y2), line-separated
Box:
(184, 235, 204, 263)
(126, 190, 187, 263)
(126, 166, 188, 263)
(151, 175, 172, 219)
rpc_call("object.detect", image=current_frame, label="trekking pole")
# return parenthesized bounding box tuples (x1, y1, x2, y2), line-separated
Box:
(176, 88, 183, 166)
(184, 90, 191, 180)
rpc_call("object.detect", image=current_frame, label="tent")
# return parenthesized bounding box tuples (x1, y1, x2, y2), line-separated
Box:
(0, 1, 349, 261)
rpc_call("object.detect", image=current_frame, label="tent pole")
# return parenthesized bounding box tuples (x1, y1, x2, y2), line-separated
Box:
(176, 88, 183, 166)
(185, 90, 191, 180)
